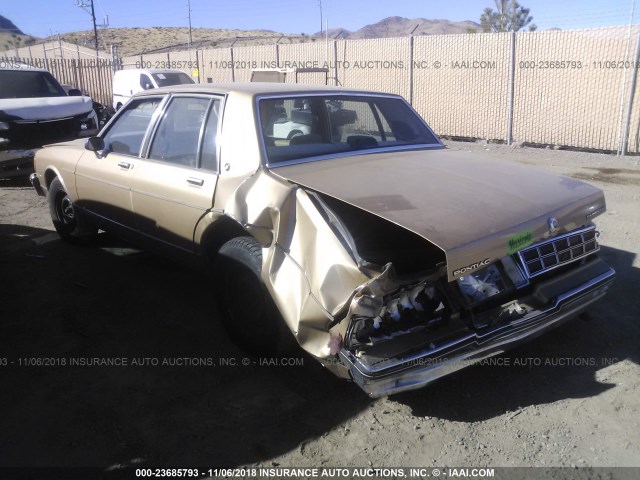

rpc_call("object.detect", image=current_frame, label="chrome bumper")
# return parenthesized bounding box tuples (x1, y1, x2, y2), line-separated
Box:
(340, 262, 616, 397)
(29, 173, 46, 197)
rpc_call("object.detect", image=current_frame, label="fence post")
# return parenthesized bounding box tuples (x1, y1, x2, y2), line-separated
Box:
(76, 44, 85, 93)
(333, 40, 338, 86)
(620, 31, 640, 156)
(408, 34, 415, 105)
(199, 49, 205, 83)
(111, 45, 119, 73)
(195, 49, 201, 83)
(230, 47, 235, 82)
(506, 31, 516, 146)
(95, 48, 103, 107)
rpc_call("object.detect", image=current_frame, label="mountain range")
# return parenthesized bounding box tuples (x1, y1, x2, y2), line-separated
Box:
(1, 15, 482, 56)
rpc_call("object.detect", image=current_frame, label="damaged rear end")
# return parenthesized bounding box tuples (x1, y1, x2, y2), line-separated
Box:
(337, 226, 614, 397)
(256, 92, 615, 397)
(272, 152, 616, 397)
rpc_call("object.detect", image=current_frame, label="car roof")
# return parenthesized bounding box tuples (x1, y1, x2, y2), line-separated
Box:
(137, 82, 398, 99)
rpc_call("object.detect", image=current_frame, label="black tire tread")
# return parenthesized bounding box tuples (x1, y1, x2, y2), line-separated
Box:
(214, 236, 296, 356)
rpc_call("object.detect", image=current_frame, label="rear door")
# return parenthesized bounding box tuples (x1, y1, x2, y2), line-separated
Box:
(75, 96, 164, 227)
(130, 94, 223, 251)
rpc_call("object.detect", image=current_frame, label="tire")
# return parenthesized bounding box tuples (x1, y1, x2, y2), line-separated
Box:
(213, 236, 294, 356)
(48, 177, 97, 243)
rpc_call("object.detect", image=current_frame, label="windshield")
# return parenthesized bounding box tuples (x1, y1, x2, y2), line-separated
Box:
(151, 72, 195, 87)
(259, 95, 441, 165)
(0, 70, 67, 99)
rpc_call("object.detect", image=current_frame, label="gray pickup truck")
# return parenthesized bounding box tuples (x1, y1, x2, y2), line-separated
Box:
(0, 63, 98, 179)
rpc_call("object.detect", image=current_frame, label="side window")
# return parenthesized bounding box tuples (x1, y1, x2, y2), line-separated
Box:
(200, 100, 221, 172)
(140, 74, 153, 90)
(102, 97, 161, 156)
(148, 96, 210, 169)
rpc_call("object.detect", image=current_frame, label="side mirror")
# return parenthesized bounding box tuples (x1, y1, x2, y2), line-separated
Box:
(85, 136, 105, 151)
(67, 88, 82, 96)
(143, 83, 154, 90)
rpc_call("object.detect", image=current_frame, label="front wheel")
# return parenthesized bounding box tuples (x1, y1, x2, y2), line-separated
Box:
(213, 236, 294, 356)
(48, 177, 97, 243)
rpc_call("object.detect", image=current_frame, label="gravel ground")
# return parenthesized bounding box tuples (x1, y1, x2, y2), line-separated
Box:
(0, 141, 639, 473)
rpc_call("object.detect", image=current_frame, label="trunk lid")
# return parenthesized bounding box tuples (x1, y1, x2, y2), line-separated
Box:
(271, 148, 606, 281)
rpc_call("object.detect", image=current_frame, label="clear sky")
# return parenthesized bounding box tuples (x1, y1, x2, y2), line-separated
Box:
(2, 0, 639, 38)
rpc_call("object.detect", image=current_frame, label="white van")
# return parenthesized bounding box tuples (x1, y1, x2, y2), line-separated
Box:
(112, 69, 195, 110)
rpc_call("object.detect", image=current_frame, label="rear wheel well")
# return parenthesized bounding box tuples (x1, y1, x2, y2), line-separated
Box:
(200, 216, 255, 261)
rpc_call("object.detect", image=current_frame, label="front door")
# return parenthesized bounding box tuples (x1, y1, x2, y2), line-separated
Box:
(75, 96, 164, 227)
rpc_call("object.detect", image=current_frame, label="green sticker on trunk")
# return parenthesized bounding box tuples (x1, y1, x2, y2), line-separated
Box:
(507, 230, 533, 254)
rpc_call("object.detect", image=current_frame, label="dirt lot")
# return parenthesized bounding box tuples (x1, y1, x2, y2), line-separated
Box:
(1, 141, 639, 473)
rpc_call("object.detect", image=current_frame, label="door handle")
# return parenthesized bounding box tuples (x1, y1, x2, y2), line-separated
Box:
(117, 161, 131, 169)
(187, 177, 204, 186)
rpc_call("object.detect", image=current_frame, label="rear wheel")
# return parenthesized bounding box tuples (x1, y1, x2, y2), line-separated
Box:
(213, 236, 294, 356)
(48, 177, 97, 243)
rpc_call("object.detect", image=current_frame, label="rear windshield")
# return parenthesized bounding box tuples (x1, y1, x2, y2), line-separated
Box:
(0, 70, 66, 99)
(259, 95, 440, 165)
(151, 72, 195, 87)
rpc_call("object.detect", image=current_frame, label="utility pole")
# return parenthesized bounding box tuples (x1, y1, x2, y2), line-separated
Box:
(318, 0, 323, 35)
(187, 0, 193, 49)
(90, 0, 98, 55)
(77, 0, 98, 55)
(77, 0, 108, 56)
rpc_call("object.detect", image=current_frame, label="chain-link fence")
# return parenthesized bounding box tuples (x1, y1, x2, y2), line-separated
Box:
(413, 32, 511, 142)
(3, 27, 640, 154)
(512, 27, 640, 153)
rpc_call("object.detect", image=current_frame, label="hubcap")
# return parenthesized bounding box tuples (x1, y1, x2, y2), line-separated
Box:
(60, 195, 75, 224)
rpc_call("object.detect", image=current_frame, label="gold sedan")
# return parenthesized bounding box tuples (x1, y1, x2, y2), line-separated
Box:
(30, 83, 615, 396)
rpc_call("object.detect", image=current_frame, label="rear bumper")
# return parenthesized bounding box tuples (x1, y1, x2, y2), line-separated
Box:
(0, 149, 35, 179)
(340, 260, 616, 397)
